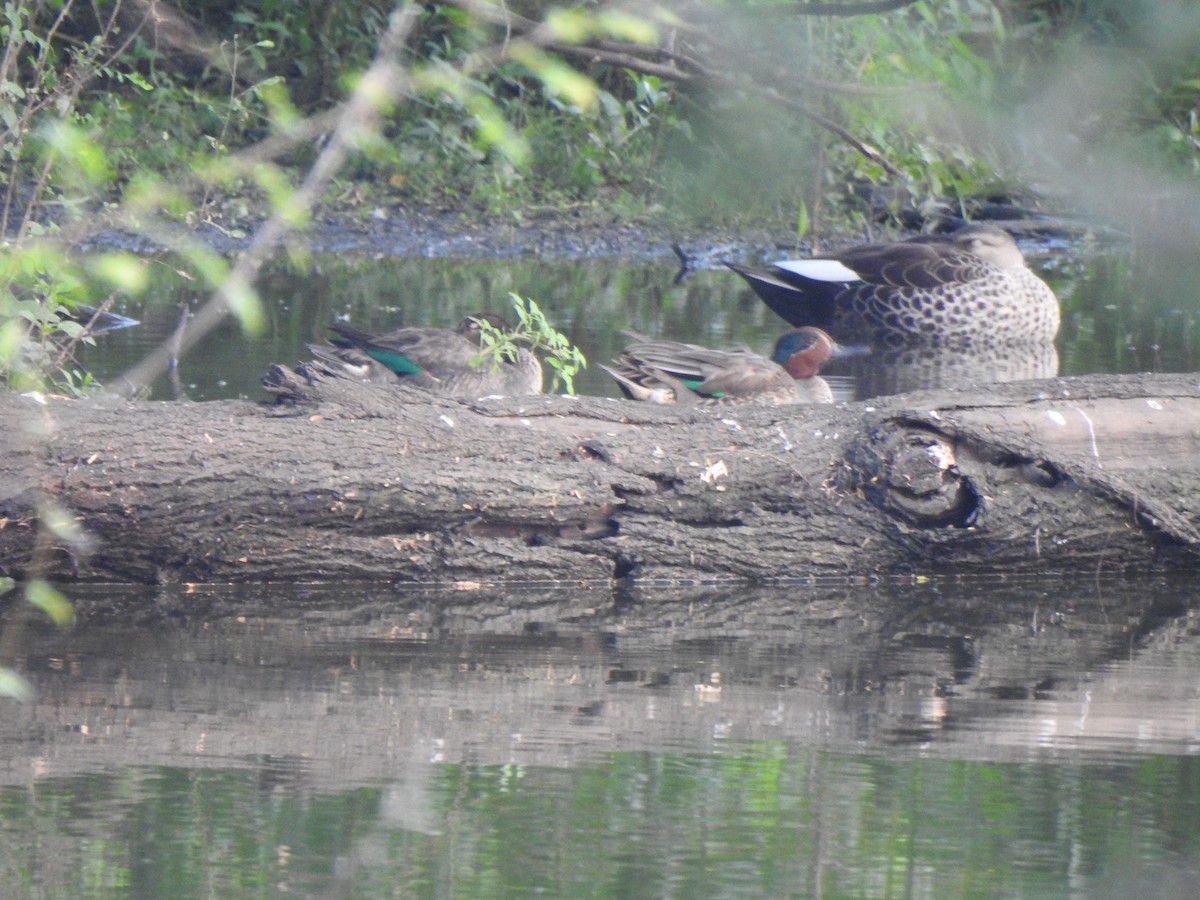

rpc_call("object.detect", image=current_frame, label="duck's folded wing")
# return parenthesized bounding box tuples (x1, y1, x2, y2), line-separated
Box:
(797, 242, 997, 290)
(694, 361, 793, 397)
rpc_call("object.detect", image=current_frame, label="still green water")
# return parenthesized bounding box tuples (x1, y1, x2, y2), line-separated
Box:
(2, 578, 1199, 898)
(74, 236, 1200, 402)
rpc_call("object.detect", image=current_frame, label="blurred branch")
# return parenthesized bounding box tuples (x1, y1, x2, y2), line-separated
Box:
(113, 4, 422, 395)
(788, 1, 921, 14)
(734, 82, 902, 175)
(447, 0, 904, 175)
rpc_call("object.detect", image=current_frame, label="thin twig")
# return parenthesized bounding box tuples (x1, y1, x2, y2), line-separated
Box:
(768, 0, 922, 15)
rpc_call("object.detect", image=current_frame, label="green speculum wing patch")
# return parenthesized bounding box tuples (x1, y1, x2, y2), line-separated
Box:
(680, 377, 722, 398)
(366, 349, 425, 377)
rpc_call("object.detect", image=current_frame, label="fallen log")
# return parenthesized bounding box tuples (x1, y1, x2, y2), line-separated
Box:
(2, 372, 1200, 584)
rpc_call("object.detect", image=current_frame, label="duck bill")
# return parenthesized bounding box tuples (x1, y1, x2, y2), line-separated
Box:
(829, 341, 872, 359)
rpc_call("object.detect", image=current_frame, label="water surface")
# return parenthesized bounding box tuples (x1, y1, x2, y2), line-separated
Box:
(75, 237, 1200, 402)
(2, 577, 1199, 897)
(32, 235, 1200, 895)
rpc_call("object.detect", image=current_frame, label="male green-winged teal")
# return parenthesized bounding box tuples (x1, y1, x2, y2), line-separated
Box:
(601, 327, 838, 405)
(727, 223, 1060, 350)
(309, 312, 543, 397)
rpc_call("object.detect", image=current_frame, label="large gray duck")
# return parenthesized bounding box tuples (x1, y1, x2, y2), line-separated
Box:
(727, 224, 1060, 351)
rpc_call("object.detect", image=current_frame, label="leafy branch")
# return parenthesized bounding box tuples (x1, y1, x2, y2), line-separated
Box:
(444, 0, 908, 175)
(473, 294, 588, 395)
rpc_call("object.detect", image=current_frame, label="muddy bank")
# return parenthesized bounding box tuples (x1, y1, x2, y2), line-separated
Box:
(81, 203, 762, 264)
(82, 198, 1098, 266)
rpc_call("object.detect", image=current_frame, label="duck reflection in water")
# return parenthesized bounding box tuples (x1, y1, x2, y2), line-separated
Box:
(848, 341, 1060, 398)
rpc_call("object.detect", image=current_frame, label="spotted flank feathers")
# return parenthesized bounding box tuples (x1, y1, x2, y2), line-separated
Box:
(727, 224, 1060, 350)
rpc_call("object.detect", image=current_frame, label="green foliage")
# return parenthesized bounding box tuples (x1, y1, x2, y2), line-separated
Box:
(473, 294, 587, 394)
(0, 667, 35, 703)
(0, 256, 98, 394)
(799, 0, 1018, 223)
(379, 54, 678, 213)
(0, 0, 1198, 332)
(325, 1, 681, 213)
(0, 0, 287, 390)
(25, 578, 75, 626)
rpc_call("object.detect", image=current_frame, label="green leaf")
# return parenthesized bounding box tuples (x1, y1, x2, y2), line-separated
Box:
(222, 274, 267, 336)
(0, 318, 26, 365)
(90, 253, 149, 294)
(39, 502, 92, 553)
(40, 120, 112, 184)
(180, 247, 230, 289)
(515, 47, 597, 113)
(0, 669, 35, 703)
(56, 319, 86, 339)
(25, 579, 75, 626)
(120, 70, 154, 92)
(544, 8, 592, 44)
(252, 162, 308, 226)
(465, 94, 529, 165)
(254, 76, 300, 131)
(598, 10, 658, 45)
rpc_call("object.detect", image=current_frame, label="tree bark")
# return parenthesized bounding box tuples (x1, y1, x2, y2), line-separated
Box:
(3, 372, 1199, 584)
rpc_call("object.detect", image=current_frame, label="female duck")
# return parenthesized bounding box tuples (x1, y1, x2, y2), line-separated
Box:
(602, 327, 838, 405)
(727, 223, 1059, 350)
(309, 313, 543, 397)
